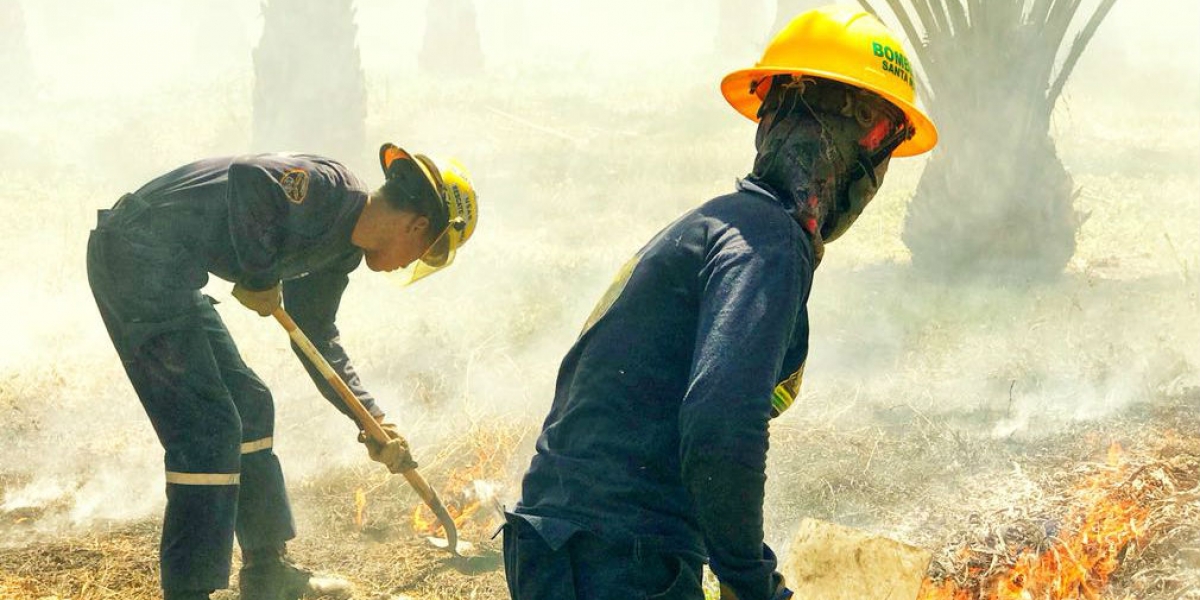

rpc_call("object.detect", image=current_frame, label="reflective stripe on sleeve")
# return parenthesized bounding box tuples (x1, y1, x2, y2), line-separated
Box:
(770, 362, 805, 418)
(240, 436, 274, 454)
(165, 472, 241, 486)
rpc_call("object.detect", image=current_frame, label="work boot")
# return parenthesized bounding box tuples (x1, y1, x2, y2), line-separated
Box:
(238, 545, 352, 600)
(238, 545, 311, 600)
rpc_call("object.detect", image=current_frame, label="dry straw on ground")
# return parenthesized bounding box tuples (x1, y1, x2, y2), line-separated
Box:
(2, 398, 1197, 600)
(918, 441, 1200, 599)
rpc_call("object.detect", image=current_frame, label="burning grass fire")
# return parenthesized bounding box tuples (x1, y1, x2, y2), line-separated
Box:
(1, 407, 1196, 600)
(354, 487, 367, 531)
(917, 440, 1200, 600)
(409, 423, 525, 540)
(336, 420, 528, 548)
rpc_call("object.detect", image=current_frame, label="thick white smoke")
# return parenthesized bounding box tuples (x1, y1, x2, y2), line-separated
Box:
(0, 0, 1196, 548)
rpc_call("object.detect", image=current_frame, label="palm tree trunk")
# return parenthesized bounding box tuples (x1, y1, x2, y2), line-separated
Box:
(0, 0, 34, 105)
(903, 129, 1078, 280)
(420, 0, 484, 76)
(859, 0, 1116, 281)
(252, 0, 367, 169)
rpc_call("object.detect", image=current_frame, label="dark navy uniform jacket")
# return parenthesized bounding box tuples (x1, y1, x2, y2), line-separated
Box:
(514, 179, 815, 600)
(125, 153, 381, 418)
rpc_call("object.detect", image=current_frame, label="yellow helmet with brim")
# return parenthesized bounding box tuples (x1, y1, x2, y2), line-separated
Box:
(379, 143, 479, 284)
(721, 5, 938, 157)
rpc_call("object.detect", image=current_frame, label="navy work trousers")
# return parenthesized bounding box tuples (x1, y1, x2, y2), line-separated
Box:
(86, 196, 295, 593)
(502, 513, 705, 600)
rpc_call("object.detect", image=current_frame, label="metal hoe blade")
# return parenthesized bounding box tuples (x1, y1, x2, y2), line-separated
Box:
(402, 469, 464, 556)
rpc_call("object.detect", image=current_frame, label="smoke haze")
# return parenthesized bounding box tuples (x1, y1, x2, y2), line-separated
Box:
(1, 0, 1197, 553)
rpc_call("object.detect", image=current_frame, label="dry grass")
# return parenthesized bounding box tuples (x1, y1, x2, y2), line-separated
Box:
(0, 26, 1197, 600)
(2, 396, 1197, 599)
(918, 441, 1200, 599)
(0, 521, 159, 600)
(0, 420, 534, 600)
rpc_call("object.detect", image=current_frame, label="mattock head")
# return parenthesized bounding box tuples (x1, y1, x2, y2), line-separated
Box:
(427, 536, 474, 557)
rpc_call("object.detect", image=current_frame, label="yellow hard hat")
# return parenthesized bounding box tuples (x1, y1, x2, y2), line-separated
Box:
(380, 144, 479, 284)
(721, 5, 937, 157)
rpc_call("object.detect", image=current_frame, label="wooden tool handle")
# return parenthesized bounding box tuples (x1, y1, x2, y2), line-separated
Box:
(272, 308, 389, 444)
(272, 306, 459, 553)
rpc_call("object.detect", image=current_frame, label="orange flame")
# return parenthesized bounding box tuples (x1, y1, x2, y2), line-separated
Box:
(353, 487, 367, 530)
(409, 423, 523, 537)
(918, 442, 1149, 600)
(1107, 441, 1122, 468)
(411, 495, 484, 535)
(412, 502, 432, 533)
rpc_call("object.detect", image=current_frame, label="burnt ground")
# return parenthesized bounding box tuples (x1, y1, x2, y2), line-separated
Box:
(1, 392, 1196, 600)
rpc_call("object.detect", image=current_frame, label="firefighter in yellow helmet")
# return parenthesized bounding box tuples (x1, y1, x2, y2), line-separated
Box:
(86, 144, 477, 600)
(720, 4, 937, 262)
(505, 7, 935, 600)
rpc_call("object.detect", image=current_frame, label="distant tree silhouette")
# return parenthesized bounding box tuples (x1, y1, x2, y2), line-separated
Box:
(859, 0, 1118, 280)
(419, 0, 484, 76)
(0, 0, 33, 104)
(253, 0, 367, 166)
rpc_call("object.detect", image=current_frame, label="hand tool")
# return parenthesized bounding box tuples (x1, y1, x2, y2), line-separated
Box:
(272, 307, 464, 556)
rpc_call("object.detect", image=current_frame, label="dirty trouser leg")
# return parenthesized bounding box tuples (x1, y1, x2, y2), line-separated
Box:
(502, 514, 704, 600)
(115, 310, 243, 591)
(196, 303, 296, 551)
(87, 228, 241, 593)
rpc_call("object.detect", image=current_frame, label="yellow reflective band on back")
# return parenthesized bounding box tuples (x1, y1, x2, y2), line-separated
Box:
(165, 472, 241, 486)
(240, 437, 274, 454)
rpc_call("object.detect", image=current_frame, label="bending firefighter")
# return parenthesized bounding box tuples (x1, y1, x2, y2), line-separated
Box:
(505, 7, 937, 600)
(86, 145, 478, 600)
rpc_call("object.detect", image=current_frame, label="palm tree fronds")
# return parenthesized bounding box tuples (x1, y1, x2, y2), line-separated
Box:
(1028, 0, 1056, 28)
(908, 0, 943, 40)
(856, 0, 881, 19)
(965, 0, 985, 30)
(1044, 0, 1086, 46)
(942, 0, 969, 38)
(863, 0, 937, 102)
(1047, 0, 1118, 104)
(925, 0, 953, 37)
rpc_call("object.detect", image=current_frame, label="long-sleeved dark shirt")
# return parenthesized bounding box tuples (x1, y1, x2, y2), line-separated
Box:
(127, 153, 381, 418)
(514, 179, 814, 600)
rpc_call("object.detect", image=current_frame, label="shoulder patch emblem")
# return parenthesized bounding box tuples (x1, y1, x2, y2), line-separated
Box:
(279, 169, 310, 204)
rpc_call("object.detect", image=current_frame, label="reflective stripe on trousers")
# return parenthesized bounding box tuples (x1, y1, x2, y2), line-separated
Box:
(165, 472, 241, 486)
(88, 223, 295, 593)
(241, 436, 274, 454)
